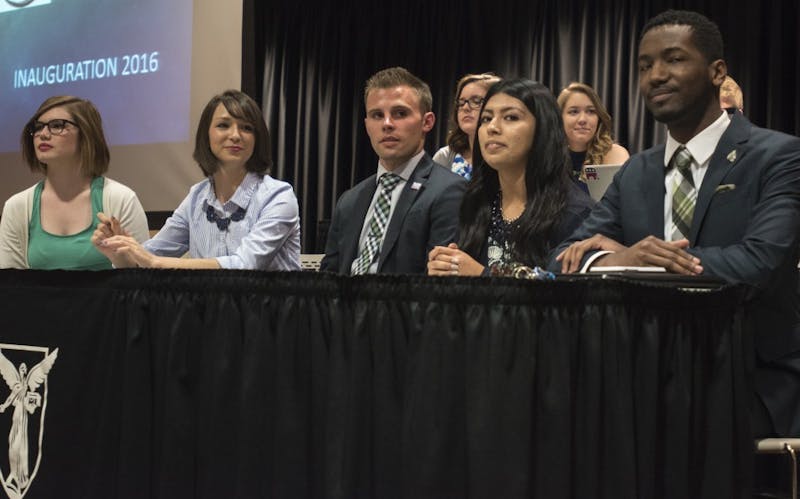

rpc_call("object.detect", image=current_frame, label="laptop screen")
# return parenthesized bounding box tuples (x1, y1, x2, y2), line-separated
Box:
(582, 164, 623, 201)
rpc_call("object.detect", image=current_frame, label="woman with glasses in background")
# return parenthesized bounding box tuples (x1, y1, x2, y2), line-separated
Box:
(0, 96, 148, 270)
(433, 73, 501, 180)
(92, 89, 301, 270)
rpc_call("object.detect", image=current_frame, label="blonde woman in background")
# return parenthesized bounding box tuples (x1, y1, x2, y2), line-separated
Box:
(433, 73, 501, 180)
(557, 82, 629, 192)
(719, 75, 743, 113)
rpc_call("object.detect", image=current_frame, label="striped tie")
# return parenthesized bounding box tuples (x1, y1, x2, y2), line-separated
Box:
(352, 173, 402, 275)
(670, 146, 696, 241)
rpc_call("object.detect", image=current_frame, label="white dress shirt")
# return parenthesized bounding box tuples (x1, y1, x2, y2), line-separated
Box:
(662, 110, 731, 240)
(144, 172, 301, 270)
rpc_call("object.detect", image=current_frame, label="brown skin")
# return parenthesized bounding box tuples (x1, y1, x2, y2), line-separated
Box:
(636, 24, 727, 143)
(428, 93, 535, 276)
(557, 234, 700, 274)
(558, 23, 726, 274)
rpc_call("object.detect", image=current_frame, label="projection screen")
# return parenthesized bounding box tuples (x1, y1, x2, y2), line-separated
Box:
(0, 0, 243, 213)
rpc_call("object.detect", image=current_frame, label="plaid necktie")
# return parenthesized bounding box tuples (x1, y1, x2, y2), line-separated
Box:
(670, 146, 696, 241)
(352, 173, 402, 274)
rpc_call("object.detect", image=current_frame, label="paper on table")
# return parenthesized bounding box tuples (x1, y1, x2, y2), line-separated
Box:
(589, 266, 667, 272)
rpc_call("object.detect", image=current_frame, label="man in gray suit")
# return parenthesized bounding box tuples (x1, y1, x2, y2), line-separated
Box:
(554, 10, 800, 438)
(321, 67, 466, 274)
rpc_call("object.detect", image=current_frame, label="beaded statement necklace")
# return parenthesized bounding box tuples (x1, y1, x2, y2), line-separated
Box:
(206, 204, 246, 231)
(487, 191, 525, 276)
(490, 191, 522, 228)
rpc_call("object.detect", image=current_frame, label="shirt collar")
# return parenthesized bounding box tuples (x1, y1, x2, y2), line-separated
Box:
(206, 171, 261, 210)
(375, 149, 424, 184)
(664, 111, 731, 167)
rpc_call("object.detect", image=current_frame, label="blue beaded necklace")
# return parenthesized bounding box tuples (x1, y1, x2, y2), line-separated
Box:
(206, 204, 246, 231)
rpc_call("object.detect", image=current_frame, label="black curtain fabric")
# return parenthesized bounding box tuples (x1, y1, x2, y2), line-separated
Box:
(242, 0, 799, 252)
(0, 270, 751, 498)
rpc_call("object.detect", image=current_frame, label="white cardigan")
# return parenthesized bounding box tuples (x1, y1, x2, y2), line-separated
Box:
(0, 177, 149, 269)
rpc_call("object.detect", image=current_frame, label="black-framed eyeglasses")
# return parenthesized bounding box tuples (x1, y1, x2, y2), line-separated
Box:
(28, 119, 78, 136)
(456, 96, 484, 110)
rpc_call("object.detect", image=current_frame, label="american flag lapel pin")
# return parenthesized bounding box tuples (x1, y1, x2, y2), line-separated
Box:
(411, 182, 422, 190)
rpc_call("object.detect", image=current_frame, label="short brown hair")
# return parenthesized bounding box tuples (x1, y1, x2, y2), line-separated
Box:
(445, 73, 501, 155)
(21, 96, 110, 176)
(363, 67, 433, 114)
(557, 82, 615, 165)
(193, 89, 273, 176)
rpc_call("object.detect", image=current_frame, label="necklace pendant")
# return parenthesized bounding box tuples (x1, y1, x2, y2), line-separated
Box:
(206, 204, 246, 231)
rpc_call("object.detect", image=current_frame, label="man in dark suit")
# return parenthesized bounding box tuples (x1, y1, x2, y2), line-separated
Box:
(553, 10, 800, 438)
(321, 67, 466, 274)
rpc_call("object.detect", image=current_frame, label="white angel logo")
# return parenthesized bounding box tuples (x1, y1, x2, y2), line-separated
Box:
(0, 347, 57, 499)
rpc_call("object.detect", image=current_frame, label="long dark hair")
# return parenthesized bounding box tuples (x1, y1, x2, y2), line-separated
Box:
(458, 78, 573, 266)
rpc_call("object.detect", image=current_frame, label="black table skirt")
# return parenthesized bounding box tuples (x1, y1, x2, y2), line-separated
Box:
(0, 270, 751, 498)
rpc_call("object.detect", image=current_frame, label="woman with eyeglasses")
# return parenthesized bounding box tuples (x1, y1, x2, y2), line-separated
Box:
(0, 96, 148, 270)
(433, 73, 501, 180)
(92, 90, 301, 270)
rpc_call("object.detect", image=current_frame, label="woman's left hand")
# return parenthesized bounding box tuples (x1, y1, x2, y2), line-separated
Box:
(93, 213, 137, 267)
(427, 243, 485, 276)
(99, 235, 160, 268)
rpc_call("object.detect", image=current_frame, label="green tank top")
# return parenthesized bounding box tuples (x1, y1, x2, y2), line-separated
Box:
(27, 176, 112, 270)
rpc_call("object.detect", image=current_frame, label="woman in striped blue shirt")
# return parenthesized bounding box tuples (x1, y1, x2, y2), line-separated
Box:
(92, 90, 301, 270)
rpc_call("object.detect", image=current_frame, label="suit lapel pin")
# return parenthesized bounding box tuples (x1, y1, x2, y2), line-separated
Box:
(726, 150, 737, 163)
(411, 182, 422, 191)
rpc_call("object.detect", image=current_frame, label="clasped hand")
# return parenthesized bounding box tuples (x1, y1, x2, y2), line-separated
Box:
(91, 212, 155, 268)
(556, 234, 703, 275)
(427, 243, 485, 276)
